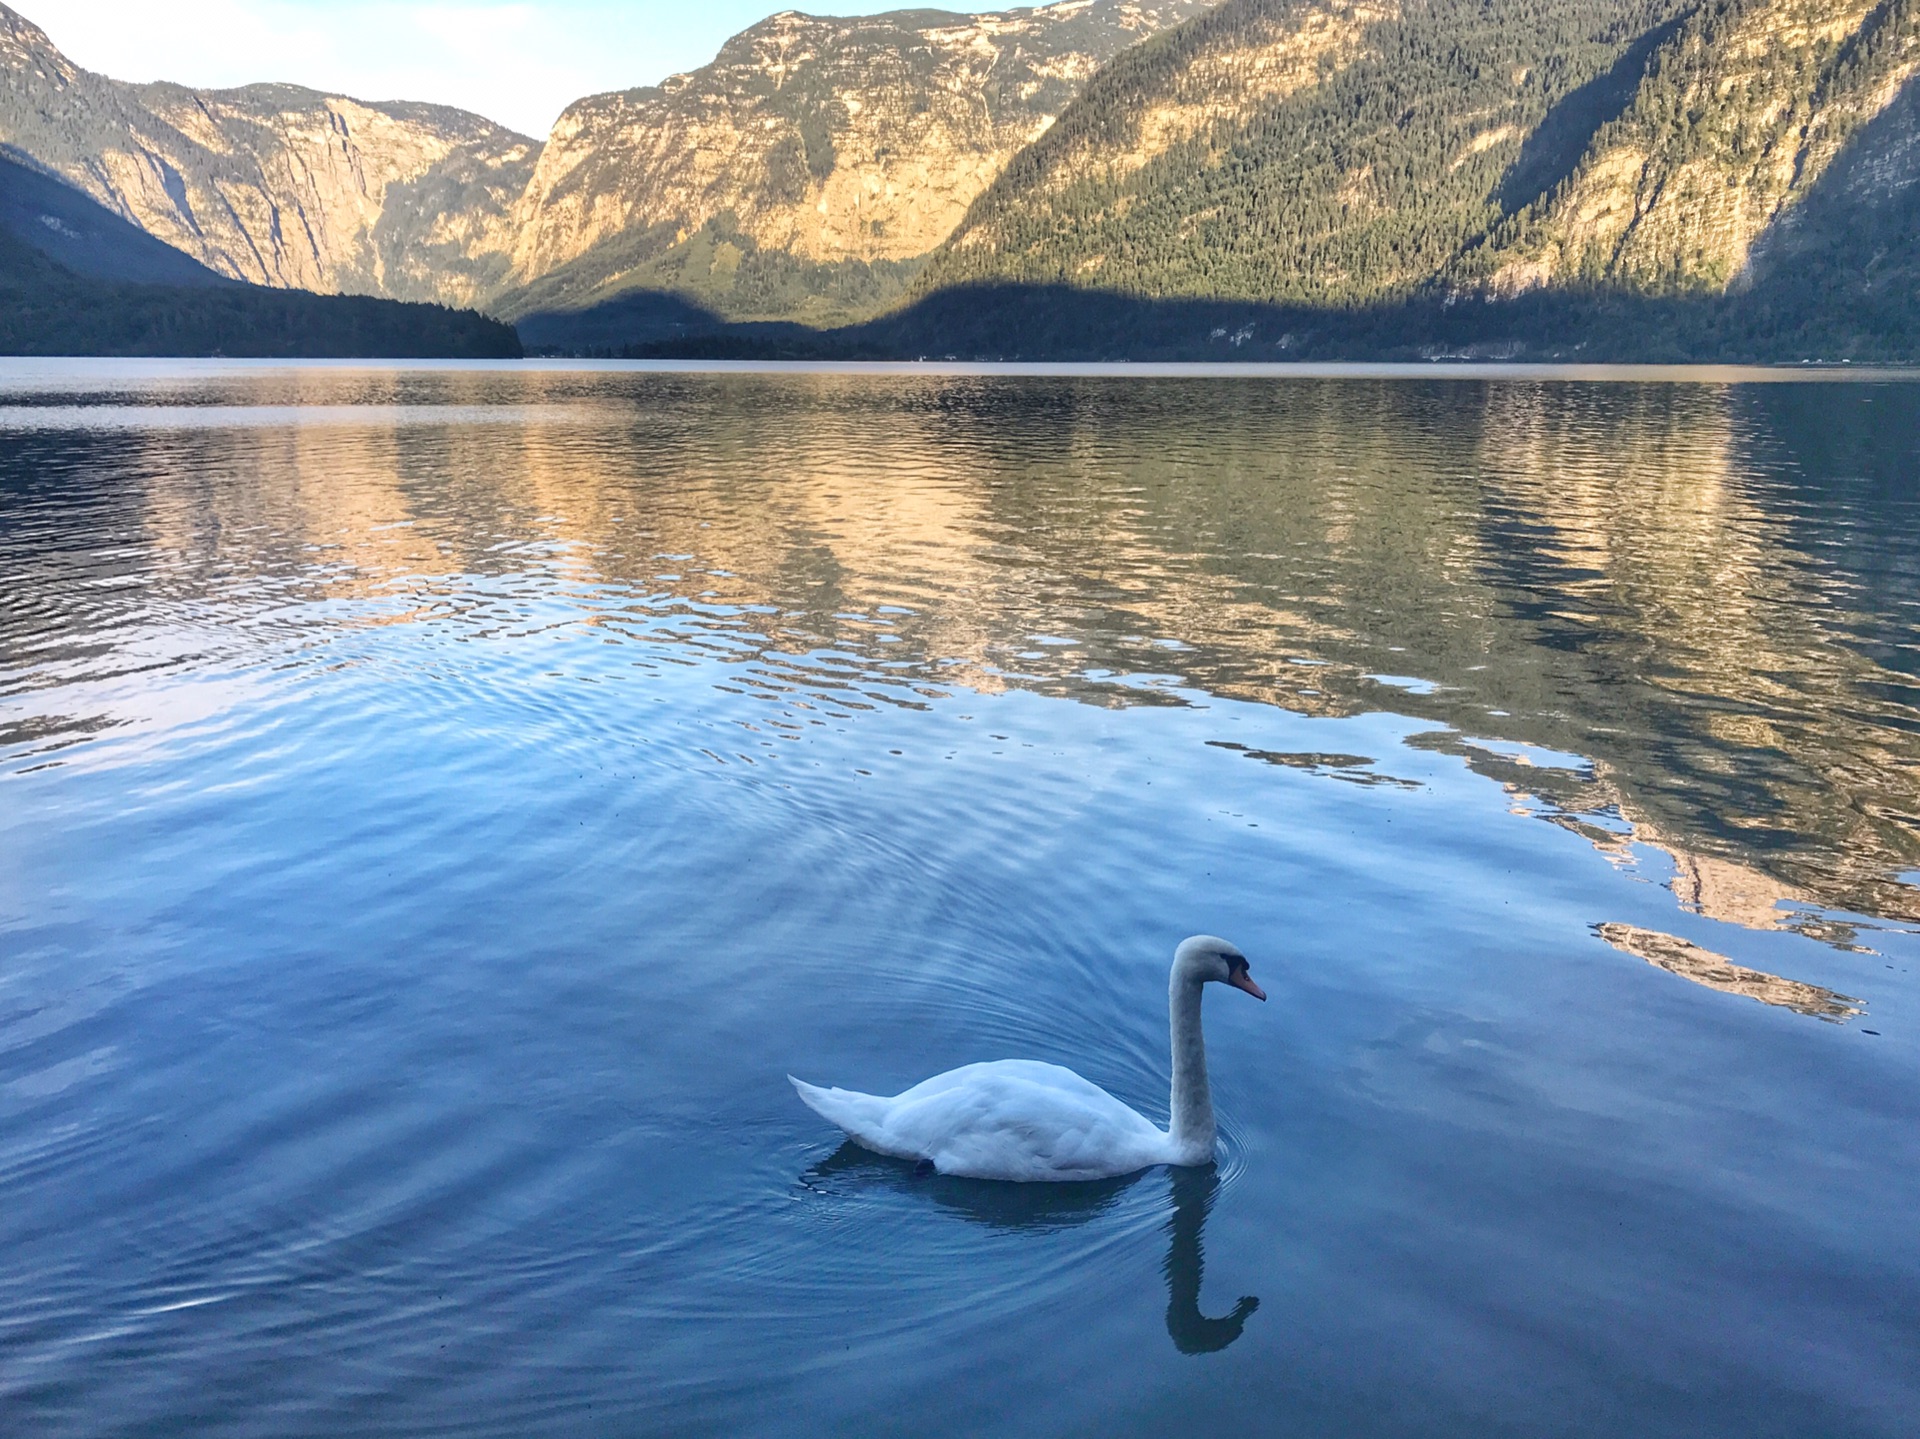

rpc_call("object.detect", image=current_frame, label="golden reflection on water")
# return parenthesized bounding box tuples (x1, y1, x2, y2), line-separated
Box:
(1594, 924, 1865, 1021)
(7, 372, 1920, 966)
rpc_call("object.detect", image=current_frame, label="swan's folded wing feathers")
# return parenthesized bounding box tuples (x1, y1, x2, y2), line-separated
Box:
(794, 1061, 1172, 1180)
(894, 1067, 1159, 1180)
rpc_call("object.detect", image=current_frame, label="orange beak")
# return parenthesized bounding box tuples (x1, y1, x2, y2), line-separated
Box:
(1228, 970, 1267, 1002)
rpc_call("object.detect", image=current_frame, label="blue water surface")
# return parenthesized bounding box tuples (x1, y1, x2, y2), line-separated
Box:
(0, 362, 1915, 1437)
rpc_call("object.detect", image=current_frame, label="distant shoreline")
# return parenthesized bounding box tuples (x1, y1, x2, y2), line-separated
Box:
(2, 356, 1919, 386)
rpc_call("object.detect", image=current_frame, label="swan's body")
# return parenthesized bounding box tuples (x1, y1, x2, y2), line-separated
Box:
(791, 935, 1265, 1182)
(791, 1059, 1179, 1182)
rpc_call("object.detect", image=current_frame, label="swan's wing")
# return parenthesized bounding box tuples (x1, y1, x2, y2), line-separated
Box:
(792, 1061, 1171, 1180)
(896, 1059, 1119, 1105)
(886, 1063, 1170, 1181)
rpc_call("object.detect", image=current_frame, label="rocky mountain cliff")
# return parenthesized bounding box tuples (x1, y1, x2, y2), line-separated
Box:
(0, 0, 1211, 331)
(494, 0, 1217, 326)
(0, 145, 229, 287)
(0, 3, 537, 309)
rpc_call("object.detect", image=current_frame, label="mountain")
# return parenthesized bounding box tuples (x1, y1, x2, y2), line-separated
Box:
(880, 0, 1920, 359)
(0, 0, 1214, 344)
(0, 3, 538, 309)
(920, 0, 1688, 302)
(1468, 0, 1920, 295)
(496, 0, 1215, 336)
(0, 150, 521, 356)
(7, 0, 1920, 360)
(1724, 44, 1920, 354)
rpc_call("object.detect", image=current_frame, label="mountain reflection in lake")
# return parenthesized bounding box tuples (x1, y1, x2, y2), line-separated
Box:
(1, 363, 1915, 1437)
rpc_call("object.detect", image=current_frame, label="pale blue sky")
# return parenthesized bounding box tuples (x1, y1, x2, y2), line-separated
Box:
(34, 0, 945, 137)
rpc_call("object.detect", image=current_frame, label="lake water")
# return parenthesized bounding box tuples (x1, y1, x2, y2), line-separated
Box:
(1, 361, 1916, 1437)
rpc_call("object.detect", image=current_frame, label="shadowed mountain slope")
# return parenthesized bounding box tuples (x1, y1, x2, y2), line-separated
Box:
(0, 148, 229, 286)
(0, 153, 521, 356)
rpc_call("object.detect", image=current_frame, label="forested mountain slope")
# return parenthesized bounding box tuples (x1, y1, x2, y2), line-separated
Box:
(896, 0, 1920, 358)
(1465, 0, 1920, 292)
(1724, 43, 1920, 352)
(924, 0, 1689, 300)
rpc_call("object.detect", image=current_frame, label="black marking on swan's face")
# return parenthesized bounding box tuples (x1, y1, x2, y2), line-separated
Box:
(1180, 936, 1267, 1000)
(1223, 952, 1266, 1001)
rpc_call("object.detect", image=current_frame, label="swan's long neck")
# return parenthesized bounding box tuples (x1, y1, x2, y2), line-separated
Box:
(1168, 968, 1215, 1161)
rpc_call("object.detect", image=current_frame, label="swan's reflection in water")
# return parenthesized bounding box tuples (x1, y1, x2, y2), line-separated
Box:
(804, 1144, 1257, 1352)
(1162, 1164, 1259, 1354)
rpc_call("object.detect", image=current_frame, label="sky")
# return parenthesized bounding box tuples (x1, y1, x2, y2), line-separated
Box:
(33, 0, 926, 137)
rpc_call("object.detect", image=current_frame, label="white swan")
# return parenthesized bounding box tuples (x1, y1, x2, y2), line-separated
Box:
(790, 935, 1265, 1182)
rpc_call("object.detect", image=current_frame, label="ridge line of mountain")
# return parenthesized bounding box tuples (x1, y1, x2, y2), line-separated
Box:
(6, 0, 1920, 360)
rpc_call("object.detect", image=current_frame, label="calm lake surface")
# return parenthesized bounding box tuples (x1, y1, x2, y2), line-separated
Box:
(2, 361, 1916, 1437)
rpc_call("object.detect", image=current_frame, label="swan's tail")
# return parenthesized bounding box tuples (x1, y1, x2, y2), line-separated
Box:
(789, 1075, 896, 1152)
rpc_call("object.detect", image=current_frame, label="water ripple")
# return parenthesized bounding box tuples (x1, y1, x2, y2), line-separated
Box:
(0, 367, 1915, 1438)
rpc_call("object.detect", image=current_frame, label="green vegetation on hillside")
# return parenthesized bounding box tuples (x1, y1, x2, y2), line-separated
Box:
(924, 0, 1688, 305)
(1464, 0, 1920, 290)
(0, 227, 522, 358)
(1725, 78, 1920, 356)
(499, 215, 922, 333)
(853, 0, 1916, 362)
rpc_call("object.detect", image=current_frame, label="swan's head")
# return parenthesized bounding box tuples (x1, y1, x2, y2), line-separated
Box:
(1174, 935, 1266, 1001)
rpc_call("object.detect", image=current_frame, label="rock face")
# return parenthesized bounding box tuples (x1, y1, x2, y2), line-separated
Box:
(496, 0, 1216, 323)
(0, 0, 1211, 326)
(0, 3, 538, 309)
(0, 154, 524, 357)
